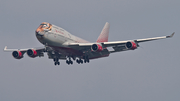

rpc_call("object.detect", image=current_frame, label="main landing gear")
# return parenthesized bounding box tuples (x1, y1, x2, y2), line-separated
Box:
(53, 56, 90, 66)
(66, 57, 73, 65)
(76, 56, 89, 64)
(76, 59, 83, 64)
(83, 56, 89, 63)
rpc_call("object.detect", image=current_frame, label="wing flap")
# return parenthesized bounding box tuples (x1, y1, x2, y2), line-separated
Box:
(102, 41, 128, 47)
(68, 43, 94, 46)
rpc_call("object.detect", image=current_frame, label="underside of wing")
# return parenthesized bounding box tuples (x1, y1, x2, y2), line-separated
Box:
(4, 46, 46, 59)
(102, 32, 175, 53)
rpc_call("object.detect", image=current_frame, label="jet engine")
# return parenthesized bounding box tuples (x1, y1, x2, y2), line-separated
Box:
(12, 51, 23, 59)
(27, 49, 38, 58)
(126, 41, 137, 50)
(91, 44, 103, 52)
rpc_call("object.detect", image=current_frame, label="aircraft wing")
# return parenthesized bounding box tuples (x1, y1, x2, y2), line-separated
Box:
(4, 46, 46, 59)
(4, 46, 46, 52)
(103, 32, 175, 47)
(68, 32, 175, 53)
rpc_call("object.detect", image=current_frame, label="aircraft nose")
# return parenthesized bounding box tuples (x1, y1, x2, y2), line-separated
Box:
(35, 30, 38, 34)
(36, 31, 44, 36)
(35, 31, 39, 35)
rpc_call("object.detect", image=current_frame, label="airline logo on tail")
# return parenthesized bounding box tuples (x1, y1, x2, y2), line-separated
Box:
(96, 22, 110, 42)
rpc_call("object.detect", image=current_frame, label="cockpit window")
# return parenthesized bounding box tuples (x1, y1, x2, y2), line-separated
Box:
(36, 22, 52, 32)
(40, 24, 48, 28)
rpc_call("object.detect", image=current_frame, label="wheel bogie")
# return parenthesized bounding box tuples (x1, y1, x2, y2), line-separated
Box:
(53, 56, 90, 65)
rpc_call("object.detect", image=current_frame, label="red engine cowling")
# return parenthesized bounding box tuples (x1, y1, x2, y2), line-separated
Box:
(91, 44, 103, 52)
(126, 41, 137, 50)
(12, 51, 23, 59)
(27, 49, 38, 58)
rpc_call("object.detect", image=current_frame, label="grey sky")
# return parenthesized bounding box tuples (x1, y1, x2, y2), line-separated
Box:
(0, 0, 180, 101)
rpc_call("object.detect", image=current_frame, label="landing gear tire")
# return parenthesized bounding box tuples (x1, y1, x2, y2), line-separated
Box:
(76, 59, 83, 64)
(70, 61, 73, 64)
(83, 55, 89, 63)
(80, 60, 83, 64)
(76, 59, 80, 64)
(87, 59, 89, 63)
(54, 58, 60, 66)
(66, 60, 73, 65)
(54, 61, 60, 65)
(66, 60, 69, 64)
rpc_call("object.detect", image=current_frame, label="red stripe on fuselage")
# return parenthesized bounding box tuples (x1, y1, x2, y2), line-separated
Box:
(49, 46, 110, 59)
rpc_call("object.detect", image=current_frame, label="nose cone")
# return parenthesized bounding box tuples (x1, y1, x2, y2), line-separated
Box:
(36, 31, 44, 36)
(35, 22, 52, 36)
(36, 25, 43, 37)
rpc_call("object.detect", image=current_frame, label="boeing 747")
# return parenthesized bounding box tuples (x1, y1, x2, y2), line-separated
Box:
(4, 22, 174, 65)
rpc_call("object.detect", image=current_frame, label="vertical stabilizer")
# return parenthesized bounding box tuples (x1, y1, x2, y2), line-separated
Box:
(96, 22, 110, 43)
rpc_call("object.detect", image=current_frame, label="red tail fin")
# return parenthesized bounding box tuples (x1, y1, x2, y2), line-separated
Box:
(96, 22, 110, 43)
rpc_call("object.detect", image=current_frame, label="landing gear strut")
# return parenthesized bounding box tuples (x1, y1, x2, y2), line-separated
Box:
(54, 58, 60, 65)
(83, 55, 89, 63)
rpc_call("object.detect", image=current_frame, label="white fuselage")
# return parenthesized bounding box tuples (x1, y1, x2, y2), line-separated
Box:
(35, 22, 110, 58)
(36, 24, 88, 47)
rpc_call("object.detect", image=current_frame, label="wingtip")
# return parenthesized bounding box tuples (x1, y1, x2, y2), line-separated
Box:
(171, 32, 175, 37)
(167, 32, 175, 38)
(3, 46, 8, 51)
(4, 46, 7, 50)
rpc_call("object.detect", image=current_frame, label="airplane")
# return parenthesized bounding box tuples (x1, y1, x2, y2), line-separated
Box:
(4, 22, 174, 65)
